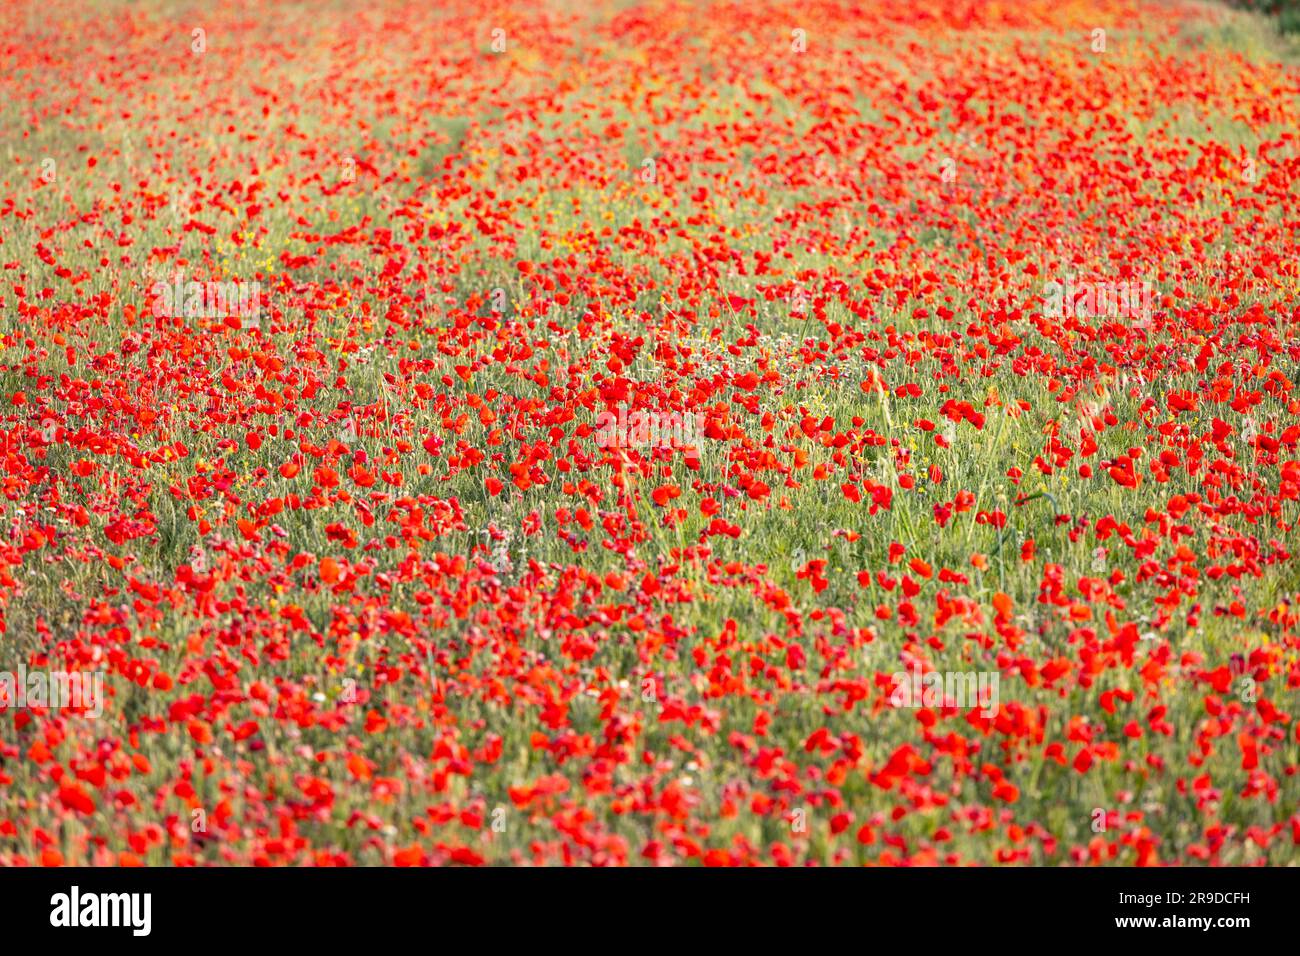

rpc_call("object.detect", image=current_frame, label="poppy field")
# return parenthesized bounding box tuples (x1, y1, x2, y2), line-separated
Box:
(2, 0, 1300, 868)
